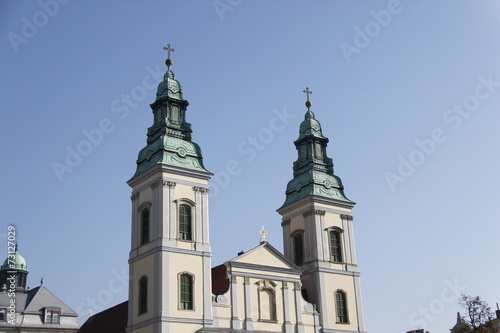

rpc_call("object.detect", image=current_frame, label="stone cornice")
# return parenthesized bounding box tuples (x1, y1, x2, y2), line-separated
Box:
(227, 261, 302, 276)
(302, 209, 326, 217)
(193, 186, 209, 193)
(150, 180, 162, 189)
(281, 219, 291, 227)
(277, 195, 355, 216)
(301, 266, 361, 277)
(340, 214, 353, 221)
(129, 245, 212, 263)
(127, 163, 213, 188)
(164, 181, 176, 188)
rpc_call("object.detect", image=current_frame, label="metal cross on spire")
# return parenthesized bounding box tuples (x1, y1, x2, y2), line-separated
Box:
(303, 87, 313, 101)
(163, 43, 175, 67)
(259, 226, 268, 243)
(303, 87, 313, 110)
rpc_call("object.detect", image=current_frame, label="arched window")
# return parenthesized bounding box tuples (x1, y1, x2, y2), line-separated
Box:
(335, 290, 348, 324)
(139, 276, 148, 314)
(180, 273, 193, 310)
(330, 229, 343, 263)
(292, 232, 304, 265)
(179, 204, 192, 241)
(140, 208, 150, 245)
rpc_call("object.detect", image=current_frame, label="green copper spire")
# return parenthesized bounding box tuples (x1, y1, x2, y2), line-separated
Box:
(133, 45, 210, 177)
(0, 245, 29, 292)
(281, 88, 353, 207)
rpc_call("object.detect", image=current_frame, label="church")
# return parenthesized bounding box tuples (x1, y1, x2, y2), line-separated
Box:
(80, 46, 367, 333)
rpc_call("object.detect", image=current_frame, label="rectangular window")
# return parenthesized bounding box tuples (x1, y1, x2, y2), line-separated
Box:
(330, 230, 343, 263)
(180, 274, 193, 310)
(53, 310, 60, 323)
(179, 205, 192, 241)
(0, 308, 5, 321)
(293, 233, 304, 265)
(139, 277, 148, 314)
(44, 308, 61, 324)
(336, 291, 348, 324)
(140, 208, 150, 245)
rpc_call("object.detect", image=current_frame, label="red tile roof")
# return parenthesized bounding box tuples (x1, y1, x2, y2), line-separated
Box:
(77, 301, 127, 333)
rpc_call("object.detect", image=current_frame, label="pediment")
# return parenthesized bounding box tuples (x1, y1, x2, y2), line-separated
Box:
(229, 242, 301, 274)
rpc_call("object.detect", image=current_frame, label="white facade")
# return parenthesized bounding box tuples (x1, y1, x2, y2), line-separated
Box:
(278, 197, 366, 333)
(126, 55, 366, 333)
(127, 165, 212, 332)
(126, 141, 366, 333)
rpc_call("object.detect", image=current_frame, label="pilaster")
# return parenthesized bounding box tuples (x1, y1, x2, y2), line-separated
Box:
(353, 275, 366, 332)
(150, 181, 161, 242)
(302, 209, 326, 263)
(229, 274, 241, 329)
(282, 281, 293, 333)
(167, 181, 177, 241)
(281, 219, 291, 260)
(130, 193, 140, 251)
(202, 250, 213, 325)
(161, 251, 170, 317)
(293, 282, 305, 333)
(193, 186, 202, 243)
(161, 181, 174, 240)
(341, 214, 353, 265)
(201, 188, 210, 244)
(243, 277, 253, 330)
(342, 214, 357, 266)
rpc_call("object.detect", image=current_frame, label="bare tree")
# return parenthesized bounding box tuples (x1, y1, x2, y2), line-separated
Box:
(458, 294, 495, 333)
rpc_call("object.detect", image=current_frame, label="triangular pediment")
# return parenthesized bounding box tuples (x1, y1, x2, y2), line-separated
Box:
(228, 242, 301, 274)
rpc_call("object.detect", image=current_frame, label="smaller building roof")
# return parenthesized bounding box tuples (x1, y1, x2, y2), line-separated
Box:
(23, 285, 78, 316)
(0, 284, 78, 329)
(77, 301, 127, 333)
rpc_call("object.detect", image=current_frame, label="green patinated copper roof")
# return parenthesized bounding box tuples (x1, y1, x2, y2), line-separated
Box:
(1, 250, 28, 272)
(156, 68, 184, 101)
(133, 49, 210, 177)
(281, 96, 353, 208)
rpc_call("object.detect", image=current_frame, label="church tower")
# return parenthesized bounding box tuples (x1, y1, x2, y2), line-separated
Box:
(127, 46, 213, 332)
(277, 88, 366, 333)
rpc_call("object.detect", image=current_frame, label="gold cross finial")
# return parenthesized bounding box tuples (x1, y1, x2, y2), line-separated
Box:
(303, 87, 313, 110)
(163, 44, 175, 67)
(259, 226, 268, 243)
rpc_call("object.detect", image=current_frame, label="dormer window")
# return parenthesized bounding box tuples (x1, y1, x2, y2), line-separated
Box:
(44, 307, 61, 324)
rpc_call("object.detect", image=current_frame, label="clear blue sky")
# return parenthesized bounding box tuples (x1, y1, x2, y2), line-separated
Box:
(1, 1, 500, 332)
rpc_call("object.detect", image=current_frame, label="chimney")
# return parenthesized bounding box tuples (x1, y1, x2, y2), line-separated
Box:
(495, 303, 500, 319)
